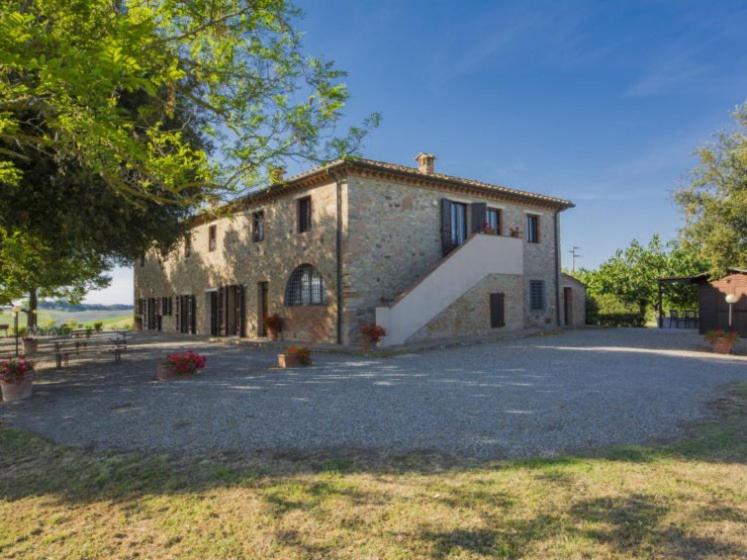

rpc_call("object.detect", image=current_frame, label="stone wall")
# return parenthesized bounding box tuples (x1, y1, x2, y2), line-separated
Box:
(561, 274, 587, 327)
(344, 174, 562, 343)
(134, 180, 344, 343)
(408, 273, 524, 342)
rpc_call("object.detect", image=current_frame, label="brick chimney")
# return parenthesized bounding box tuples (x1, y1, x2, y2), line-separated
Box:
(415, 152, 436, 174)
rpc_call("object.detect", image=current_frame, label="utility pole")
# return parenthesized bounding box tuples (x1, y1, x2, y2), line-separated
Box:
(569, 246, 581, 272)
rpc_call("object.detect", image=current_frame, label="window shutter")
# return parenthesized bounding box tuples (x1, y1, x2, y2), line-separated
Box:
(490, 292, 505, 328)
(239, 285, 246, 337)
(190, 296, 196, 334)
(175, 297, 181, 330)
(470, 203, 487, 234)
(440, 198, 453, 256)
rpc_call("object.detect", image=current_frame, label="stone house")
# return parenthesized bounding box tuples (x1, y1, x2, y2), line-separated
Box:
(134, 154, 575, 347)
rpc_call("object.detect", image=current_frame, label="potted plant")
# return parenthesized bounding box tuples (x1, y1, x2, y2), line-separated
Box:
(509, 226, 521, 238)
(360, 323, 386, 351)
(1, 356, 34, 402)
(277, 345, 312, 368)
(22, 336, 38, 354)
(264, 314, 283, 340)
(481, 222, 497, 235)
(705, 330, 739, 354)
(155, 350, 207, 380)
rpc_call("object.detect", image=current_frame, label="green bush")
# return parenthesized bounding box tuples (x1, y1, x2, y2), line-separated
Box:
(596, 313, 645, 328)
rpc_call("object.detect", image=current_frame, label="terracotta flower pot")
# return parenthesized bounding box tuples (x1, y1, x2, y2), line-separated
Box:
(155, 364, 195, 381)
(22, 339, 38, 354)
(1, 373, 33, 402)
(277, 353, 299, 368)
(712, 339, 733, 355)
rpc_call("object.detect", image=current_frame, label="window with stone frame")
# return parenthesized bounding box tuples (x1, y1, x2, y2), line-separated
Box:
(527, 214, 540, 243)
(285, 264, 325, 306)
(529, 280, 546, 311)
(252, 210, 265, 242)
(486, 208, 501, 235)
(208, 224, 217, 251)
(297, 196, 312, 233)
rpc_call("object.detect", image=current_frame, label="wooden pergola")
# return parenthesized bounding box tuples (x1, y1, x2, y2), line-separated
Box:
(656, 273, 709, 328)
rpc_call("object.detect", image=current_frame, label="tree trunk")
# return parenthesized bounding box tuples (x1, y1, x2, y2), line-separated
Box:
(27, 288, 38, 331)
(638, 300, 647, 320)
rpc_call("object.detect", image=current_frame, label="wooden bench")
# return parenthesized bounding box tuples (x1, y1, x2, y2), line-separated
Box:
(53, 332, 128, 368)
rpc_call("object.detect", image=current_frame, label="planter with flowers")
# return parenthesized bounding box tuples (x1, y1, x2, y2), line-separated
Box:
(264, 314, 283, 340)
(278, 345, 312, 368)
(705, 330, 738, 355)
(1, 357, 34, 402)
(509, 226, 521, 238)
(360, 323, 386, 352)
(22, 337, 38, 354)
(156, 350, 207, 381)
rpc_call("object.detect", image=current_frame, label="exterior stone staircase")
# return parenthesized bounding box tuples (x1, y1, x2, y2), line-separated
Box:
(375, 233, 523, 346)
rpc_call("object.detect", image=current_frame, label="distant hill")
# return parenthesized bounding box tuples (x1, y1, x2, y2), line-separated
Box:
(38, 301, 133, 312)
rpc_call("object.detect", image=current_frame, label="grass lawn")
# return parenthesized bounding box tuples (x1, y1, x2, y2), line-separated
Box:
(1, 385, 745, 559)
(0, 311, 131, 332)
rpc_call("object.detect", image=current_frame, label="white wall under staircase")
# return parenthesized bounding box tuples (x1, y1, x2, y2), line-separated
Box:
(375, 234, 523, 346)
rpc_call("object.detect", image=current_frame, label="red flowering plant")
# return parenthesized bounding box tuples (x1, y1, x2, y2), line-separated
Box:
(287, 345, 312, 366)
(360, 324, 386, 348)
(163, 351, 206, 376)
(0, 356, 34, 384)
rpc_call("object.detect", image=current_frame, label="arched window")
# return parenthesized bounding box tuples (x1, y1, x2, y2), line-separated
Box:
(285, 264, 325, 306)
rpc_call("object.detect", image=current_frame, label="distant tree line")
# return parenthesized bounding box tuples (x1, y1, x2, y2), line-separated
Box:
(37, 301, 133, 312)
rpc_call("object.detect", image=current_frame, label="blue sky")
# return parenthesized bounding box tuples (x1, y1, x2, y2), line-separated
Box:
(86, 0, 747, 304)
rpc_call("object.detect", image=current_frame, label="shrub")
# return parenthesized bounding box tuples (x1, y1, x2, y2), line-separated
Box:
(360, 323, 386, 345)
(0, 357, 34, 384)
(93, 321, 104, 332)
(596, 313, 645, 328)
(287, 345, 312, 366)
(163, 351, 207, 375)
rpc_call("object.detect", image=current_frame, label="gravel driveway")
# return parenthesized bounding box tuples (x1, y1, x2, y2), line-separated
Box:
(2, 329, 746, 460)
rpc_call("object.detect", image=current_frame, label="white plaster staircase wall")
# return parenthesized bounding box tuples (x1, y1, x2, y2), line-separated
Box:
(375, 233, 524, 347)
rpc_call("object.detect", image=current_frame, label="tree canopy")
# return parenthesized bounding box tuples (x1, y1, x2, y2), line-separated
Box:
(574, 234, 709, 318)
(1, 0, 377, 203)
(0, 1, 377, 304)
(675, 102, 747, 275)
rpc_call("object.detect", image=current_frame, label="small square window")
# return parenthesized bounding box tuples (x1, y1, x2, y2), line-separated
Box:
(184, 233, 192, 257)
(297, 196, 312, 233)
(252, 210, 265, 242)
(208, 225, 217, 251)
(529, 280, 545, 311)
(527, 214, 540, 243)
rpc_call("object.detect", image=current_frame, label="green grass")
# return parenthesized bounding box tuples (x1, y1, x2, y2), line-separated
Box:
(0, 311, 131, 332)
(1, 384, 745, 559)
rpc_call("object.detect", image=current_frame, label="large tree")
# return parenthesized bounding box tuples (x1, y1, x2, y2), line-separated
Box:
(576, 235, 708, 318)
(675, 102, 747, 275)
(0, 0, 377, 201)
(1, 1, 377, 305)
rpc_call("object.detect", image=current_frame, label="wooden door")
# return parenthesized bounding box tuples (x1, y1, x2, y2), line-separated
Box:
(258, 282, 269, 336)
(563, 287, 573, 326)
(490, 292, 505, 328)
